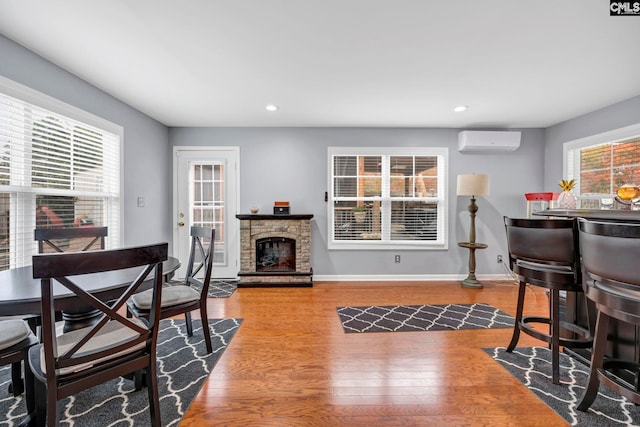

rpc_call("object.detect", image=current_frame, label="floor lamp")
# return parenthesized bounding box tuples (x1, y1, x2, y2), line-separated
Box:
(457, 174, 490, 289)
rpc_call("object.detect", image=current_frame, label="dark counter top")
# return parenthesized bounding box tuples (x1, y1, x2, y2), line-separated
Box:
(533, 209, 640, 221)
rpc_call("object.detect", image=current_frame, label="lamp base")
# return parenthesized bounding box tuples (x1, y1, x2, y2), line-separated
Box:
(461, 276, 483, 289)
(458, 242, 488, 289)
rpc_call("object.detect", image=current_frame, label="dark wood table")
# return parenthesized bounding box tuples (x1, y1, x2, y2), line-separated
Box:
(0, 257, 180, 329)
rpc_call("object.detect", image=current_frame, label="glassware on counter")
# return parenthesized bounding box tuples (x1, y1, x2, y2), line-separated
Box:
(615, 184, 640, 210)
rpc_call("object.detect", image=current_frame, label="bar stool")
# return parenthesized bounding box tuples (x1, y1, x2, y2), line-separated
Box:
(503, 217, 592, 384)
(576, 218, 640, 410)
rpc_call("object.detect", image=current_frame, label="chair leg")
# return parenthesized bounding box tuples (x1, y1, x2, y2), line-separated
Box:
(550, 289, 561, 385)
(23, 358, 35, 416)
(146, 357, 162, 427)
(185, 312, 193, 337)
(47, 386, 59, 427)
(10, 361, 24, 396)
(200, 305, 212, 354)
(577, 311, 610, 411)
(507, 281, 527, 353)
(134, 369, 144, 391)
(33, 379, 46, 427)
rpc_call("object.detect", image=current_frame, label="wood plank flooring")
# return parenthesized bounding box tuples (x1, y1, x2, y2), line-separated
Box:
(180, 280, 568, 426)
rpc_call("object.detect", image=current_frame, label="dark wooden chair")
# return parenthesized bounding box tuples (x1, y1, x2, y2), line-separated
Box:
(127, 226, 215, 353)
(503, 217, 592, 384)
(29, 242, 168, 427)
(35, 226, 109, 332)
(34, 226, 108, 254)
(576, 218, 640, 411)
(0, 319, 38, 421)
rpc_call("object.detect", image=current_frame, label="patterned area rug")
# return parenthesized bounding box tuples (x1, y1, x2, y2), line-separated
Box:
(485, 346, 640, 426)
(337, 303, 515, 333)
(208, 279, 238, 297)
(191, 279, 238, 298)
(0, 318, 242, 427)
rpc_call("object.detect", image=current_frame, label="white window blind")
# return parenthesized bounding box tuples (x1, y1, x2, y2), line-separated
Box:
(328, 147, 447, 250)
(0, 82, 121, 270)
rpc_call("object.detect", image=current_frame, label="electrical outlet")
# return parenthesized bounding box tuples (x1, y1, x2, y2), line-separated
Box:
(497, 255, 503, 263)
(395, 255, 401, 263)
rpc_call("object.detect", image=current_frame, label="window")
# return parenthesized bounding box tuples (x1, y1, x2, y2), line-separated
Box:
(0, 77, 121, 270)
(564, 124, 640, 208)
(328, 147, 448, 249)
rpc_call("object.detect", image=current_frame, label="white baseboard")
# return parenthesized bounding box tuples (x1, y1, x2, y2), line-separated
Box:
(313, 273, 513, 282)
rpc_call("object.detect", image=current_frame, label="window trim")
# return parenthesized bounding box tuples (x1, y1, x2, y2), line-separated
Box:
(563, 122, 640, 200)
(0, 76, 124, 268)
(327, 146, 448, 250)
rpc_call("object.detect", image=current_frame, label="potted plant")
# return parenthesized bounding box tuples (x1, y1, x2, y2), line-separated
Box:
(352, 206, 368, 223)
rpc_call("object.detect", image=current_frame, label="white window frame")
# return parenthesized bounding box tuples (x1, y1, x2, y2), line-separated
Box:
(328, 146, 448, 250)
(563, 123, 640, 204)
(0, 76, 123, 268)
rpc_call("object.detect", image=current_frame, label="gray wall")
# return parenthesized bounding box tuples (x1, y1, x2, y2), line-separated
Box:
(545, 95, 640, 190)
(17, 30, 634, 279)
(0, 35, 173, 249)
(170, 127, 546, 278)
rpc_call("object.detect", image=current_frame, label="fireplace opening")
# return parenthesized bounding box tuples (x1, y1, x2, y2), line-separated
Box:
(256, 237, 296, 272)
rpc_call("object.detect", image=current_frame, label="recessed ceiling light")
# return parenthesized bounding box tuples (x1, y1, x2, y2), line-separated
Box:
(265, 104, 279, 112)
(453, 105, 468, 112)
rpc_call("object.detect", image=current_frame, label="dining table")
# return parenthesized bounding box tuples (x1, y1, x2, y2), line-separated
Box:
(0, 256, 181, 331)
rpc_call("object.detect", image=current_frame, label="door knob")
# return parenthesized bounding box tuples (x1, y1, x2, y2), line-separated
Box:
(178, 221, 185, 227)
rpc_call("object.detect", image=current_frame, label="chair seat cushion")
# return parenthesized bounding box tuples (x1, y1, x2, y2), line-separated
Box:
(0, 319, 31, 350)
(40, 317, 148, 375)
(130, 285, 200, 310)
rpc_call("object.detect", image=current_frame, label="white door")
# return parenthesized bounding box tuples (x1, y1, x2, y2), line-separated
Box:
(173, 147, 239, 279)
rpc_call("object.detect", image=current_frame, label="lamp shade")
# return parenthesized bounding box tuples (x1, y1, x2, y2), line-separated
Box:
(457, 174, 490, 196)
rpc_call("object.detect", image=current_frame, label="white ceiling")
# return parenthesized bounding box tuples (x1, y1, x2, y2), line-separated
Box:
(1, 0, 639, 128)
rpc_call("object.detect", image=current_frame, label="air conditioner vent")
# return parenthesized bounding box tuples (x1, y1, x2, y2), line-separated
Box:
(458, 131, 521, 152)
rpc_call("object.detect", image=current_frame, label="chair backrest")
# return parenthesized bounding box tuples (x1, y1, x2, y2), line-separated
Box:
(184, 226, 215, 297)
(32, 242, 167, 378)
(503, 217, 578, 268)
(35, 226, 108, 254)
(578, 218, 640, 307)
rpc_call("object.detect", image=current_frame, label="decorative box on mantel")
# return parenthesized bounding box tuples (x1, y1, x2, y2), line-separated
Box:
(236, 214, 313, 288)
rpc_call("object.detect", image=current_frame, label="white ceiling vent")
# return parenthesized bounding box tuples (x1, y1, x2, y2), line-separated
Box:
(458, 131, 521, 152)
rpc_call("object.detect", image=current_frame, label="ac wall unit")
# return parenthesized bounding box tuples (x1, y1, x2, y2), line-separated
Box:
(458, 130, 521, 152)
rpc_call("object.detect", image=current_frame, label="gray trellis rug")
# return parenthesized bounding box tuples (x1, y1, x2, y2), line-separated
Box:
(485, 346, 640, 426)
(337, 303, 515, 333)
(207, 279, 238, 298)
(190, 279, 237, 298)
(0, 318, 242, 427)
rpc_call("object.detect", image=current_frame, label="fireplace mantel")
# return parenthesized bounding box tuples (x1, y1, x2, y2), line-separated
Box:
(236, 214, 313, 287)
(236, 214, 313, 220)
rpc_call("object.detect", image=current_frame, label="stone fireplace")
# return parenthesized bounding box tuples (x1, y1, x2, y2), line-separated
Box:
(236, 214, 313, 287)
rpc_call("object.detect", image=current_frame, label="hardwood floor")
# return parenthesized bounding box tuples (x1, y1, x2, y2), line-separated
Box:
(180, 281, 569, 426)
